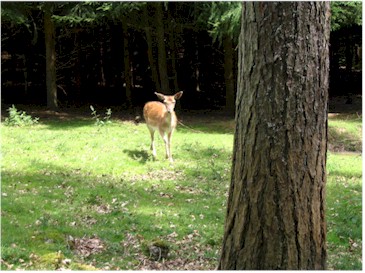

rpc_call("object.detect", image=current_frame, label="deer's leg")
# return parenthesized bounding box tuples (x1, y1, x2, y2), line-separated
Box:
(159, 129, 171, 161)
(167, 131, 173, 162)
(148, 126, 156, 157)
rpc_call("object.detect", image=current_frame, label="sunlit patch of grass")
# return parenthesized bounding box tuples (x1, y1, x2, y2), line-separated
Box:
(1, 117, 232, 270)
(328, 113, 362, 152)
(1, 111, 362, 270)
(326, 153, 362, 270)
(327, 152, 362, 178)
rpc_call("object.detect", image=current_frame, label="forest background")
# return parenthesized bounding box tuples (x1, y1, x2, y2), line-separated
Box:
(1, 2, 362, 112)
(1, 2, 363, 270)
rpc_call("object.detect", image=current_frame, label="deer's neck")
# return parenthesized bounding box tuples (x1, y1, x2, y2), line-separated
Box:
(164, 110, 176, 128)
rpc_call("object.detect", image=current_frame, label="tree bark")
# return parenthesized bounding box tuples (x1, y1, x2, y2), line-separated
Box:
(345, 28, 354, 74)
(194, 33, 201, 92)
(74, 30, 82, 101)
(44, 4, 58, 110)
(168, 6, 179, 92)
(155, 2, 170, 93)
(122, 20, 132, 106)
(218, 2, 330, 270)
(223, 34, 235, 114)
(143, 6, 160, 92)
(99, 39, 106, 87)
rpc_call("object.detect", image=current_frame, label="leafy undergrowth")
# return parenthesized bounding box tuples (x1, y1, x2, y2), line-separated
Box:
(1, 109, 362, 270)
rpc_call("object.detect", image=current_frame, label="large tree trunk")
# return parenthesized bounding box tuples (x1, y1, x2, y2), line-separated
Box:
(218, 2, 330, 270)
(155, 2, 170, 93)
(223, 34, 235, 114)
(44, 4, 58, 110)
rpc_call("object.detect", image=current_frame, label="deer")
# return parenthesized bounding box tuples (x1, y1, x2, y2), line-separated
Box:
(143, 91, 183, 162)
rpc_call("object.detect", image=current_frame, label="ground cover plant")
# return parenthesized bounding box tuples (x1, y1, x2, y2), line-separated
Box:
(1, 107, 362, 270)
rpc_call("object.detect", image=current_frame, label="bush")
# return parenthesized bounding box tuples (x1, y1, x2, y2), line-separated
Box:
(4, 105, 39, 127)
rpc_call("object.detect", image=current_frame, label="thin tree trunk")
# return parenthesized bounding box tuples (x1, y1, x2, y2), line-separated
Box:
(44, 4, 58, 110)
(218, 2, 330, 270)
(122, 20, 132, 106)
(74, 31, 82, 101)
(144, 5, 160, 92)
(169, 31, 179, 93)
(20, 54, 28, 96)
(99, 40, 106, 87)
(345, 29, 354, 74)
(155, 2, 170, 93)
(223, 34, 235, 114)
(194, 33, 201, 92)
(329, 33, 339, 92)
(168, 6, 179, 92)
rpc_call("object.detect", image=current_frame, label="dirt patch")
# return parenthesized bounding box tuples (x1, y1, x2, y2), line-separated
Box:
(121, 231, 217, 270)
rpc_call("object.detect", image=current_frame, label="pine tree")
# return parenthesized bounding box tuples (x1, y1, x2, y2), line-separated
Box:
(219, 2, 330, 269)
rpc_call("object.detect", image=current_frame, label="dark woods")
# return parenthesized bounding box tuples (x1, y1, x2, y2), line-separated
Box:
(1, 2, 362, 111)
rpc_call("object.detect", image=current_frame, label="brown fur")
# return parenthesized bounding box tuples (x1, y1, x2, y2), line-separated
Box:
(143, 91, 183, 162)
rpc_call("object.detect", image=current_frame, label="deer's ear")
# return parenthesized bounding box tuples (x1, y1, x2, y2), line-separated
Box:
(174, 91, 183, 100)
(155, 92, 165, 101)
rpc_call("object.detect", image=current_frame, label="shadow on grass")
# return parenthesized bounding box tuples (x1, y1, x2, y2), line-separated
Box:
(1, 158, 226, 269)
(123, 149, 150, 164)
(177, 116, 235, 135)
(328, 126, 362, 153)
(39, 119, 95, 130)
(2, 146, 362, 270)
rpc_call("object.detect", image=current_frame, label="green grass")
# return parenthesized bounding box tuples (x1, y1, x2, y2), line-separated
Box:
(328, 113, 362, 152)
(1, 111, 362, 270)
(326, 153, 362, 270)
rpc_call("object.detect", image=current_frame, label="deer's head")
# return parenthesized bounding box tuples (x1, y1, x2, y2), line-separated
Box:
(155, 91, 183, 113)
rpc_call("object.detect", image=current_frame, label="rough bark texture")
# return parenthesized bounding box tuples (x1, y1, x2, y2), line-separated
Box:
(44, 6, 58, 110)
(218, 2, 330, 270)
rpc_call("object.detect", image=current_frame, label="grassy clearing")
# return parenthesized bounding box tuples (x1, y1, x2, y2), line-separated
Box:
(328, 113, 362, 152)
(326, 152, 362, 270)
(1, 110, 362, 270)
